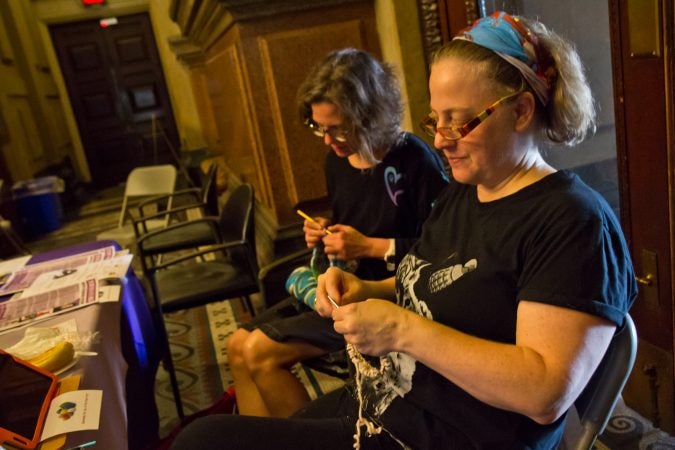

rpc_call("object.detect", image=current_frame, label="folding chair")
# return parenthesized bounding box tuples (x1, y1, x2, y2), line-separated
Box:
(132, 164, 219, 273)
(96, 165, 177, 248)
(570, 313, 637, 450)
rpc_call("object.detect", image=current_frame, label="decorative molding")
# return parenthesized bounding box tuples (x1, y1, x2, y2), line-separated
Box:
(168, 0, 367, 58)
(662, 0, 675, 294)
(0, 37, 13, 65)
(169, 0, 232, 56)
(190, 2, 231, 50)
(418, 0, 443, 66)
(216, 0, 363, 21)
(35, 63, 51, 73)
(607, 0, 630, 236)
(168, 35, 206, 68)
(416, 0, 480, 65)
(463, 0, 479, 26)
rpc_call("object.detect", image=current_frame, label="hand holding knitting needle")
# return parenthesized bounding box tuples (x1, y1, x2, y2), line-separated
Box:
(315, 267, 372, 316)
(326, 294, 340, 309)
(296, 209, 332, 234)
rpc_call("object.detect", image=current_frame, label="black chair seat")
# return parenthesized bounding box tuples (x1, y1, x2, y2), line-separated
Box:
(141, 221, 215, 255)
(144, 183, 258, 419)
(157, 260, 258, 311)
(133, 164, 219, 269)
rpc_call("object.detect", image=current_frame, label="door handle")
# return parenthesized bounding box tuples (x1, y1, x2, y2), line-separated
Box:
(636, 273, 654, 286)
(638, 249, 659, 307)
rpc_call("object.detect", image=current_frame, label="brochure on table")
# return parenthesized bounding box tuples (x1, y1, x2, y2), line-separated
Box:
(0, 246, 118, 296)
(40, 389, 102, 441)
(0, 247, 132, 333)
(0, 255, 31, 290)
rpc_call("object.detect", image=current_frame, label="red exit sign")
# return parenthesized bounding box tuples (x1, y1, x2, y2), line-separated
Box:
(82, 0, 106, 5)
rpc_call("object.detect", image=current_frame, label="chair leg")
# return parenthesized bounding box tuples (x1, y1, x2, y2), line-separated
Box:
(145, 276, 185, 419)
(162, 343, 185, 419)
(152, 301, 185, 419)
(242, 295, 256, 317)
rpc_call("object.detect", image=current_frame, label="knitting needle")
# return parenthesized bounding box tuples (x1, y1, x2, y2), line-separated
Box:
(296, 209, 332, 234)
(326, 294, 340, 309)
(64, 440, 97, 450)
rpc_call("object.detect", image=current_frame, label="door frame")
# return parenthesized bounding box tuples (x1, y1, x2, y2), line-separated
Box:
(29, 0, 153, 183)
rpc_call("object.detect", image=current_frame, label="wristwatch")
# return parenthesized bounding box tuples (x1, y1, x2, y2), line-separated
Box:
(384, 239, 396, 271)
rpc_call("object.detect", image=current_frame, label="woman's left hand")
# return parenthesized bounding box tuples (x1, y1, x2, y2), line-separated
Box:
(323, 224, 370, 260)
(332, 299, 407, 356)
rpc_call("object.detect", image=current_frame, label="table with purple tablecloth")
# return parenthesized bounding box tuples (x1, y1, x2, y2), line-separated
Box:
(0, 240, 161, 450)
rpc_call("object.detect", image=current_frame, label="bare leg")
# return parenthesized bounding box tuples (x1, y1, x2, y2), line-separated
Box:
(243, 329, 328, 417)
(226, 328, 270, 416)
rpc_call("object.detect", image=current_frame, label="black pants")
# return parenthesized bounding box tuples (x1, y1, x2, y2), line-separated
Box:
(170, 388, 402, 450)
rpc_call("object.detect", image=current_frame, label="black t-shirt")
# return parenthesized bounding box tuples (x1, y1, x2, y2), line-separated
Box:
(325, 132, 448, 280)
(357, 171, 637, 449)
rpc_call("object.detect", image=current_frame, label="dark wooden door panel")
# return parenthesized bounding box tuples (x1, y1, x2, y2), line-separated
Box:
(50, 13, 177, 187)
(611, 0, 672, 350)
(608, 0, 673, 431)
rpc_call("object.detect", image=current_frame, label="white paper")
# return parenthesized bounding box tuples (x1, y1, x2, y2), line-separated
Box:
(0, 246, 117, 296)
(21, 254, 132, 298)
(40, 390, 102, 441)
(0, 255, 31, 289)
(0, 282, 96, 333)
(0, 254, 132, 333)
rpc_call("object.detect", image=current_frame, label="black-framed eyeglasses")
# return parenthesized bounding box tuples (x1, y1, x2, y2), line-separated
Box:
(419, 91, 522, 141)
(304, 119, 350, 143)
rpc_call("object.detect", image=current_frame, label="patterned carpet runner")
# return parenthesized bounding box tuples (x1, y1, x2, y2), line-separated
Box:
(155, 298, 345, 436)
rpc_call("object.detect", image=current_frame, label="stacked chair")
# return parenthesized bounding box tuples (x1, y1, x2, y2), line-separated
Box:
(96, 164, 178, 248)
(138, 182, 260, 418)
(133, 164, 218, 272)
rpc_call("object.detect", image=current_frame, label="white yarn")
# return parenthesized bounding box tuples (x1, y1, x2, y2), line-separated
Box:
(347, 343, 390, 449)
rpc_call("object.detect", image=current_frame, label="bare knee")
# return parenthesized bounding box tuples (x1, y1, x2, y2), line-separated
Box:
(226, 328, 252, 368)
(242, 329, 289, 374)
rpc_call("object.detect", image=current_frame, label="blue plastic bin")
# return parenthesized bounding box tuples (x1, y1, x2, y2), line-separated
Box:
(12, 176, 65, 237)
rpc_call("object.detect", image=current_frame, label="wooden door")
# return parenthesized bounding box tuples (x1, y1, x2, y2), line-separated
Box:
(50, 13, 179, 188)
(609, 0, 675, 431)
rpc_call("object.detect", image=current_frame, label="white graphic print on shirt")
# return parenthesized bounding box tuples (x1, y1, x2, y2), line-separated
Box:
(366, 253, 478, 418)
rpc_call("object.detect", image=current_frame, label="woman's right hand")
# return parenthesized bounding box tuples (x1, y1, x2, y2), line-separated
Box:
(303, 216, 331, 248)
(315, 267, 365, 317)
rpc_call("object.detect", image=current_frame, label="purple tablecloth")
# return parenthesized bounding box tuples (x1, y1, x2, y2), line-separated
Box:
(0, 240, 160, 449)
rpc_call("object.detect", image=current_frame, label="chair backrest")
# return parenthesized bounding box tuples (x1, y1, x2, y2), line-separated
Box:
(572, 313, 637, 450)
(218, 183, 256, 270)
(118, 165, 177, 227)
(200, 164, 219, 216)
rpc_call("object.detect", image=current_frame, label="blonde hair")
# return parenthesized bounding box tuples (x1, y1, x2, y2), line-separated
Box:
(432, 17, 596, 146)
